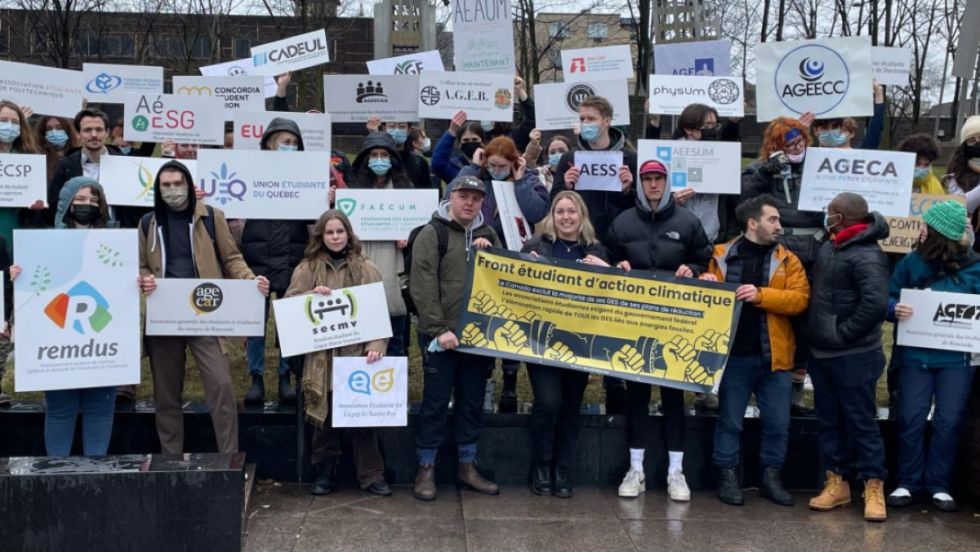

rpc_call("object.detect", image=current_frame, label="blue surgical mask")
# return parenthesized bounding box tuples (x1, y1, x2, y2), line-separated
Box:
(368, 157, 392, 175)
(387, 128, 408, 145)
(45, 129, 69, 149)
(277, 143, 298, 152)
(481, 121, 494, 132)
(580, 123, 600, 143)
(913, 166, 931, 181)
(548, 152, 562, 169)
(421, 137, 431, 152)
(0, 121, 21, 144)
(488, 167, 511, 181)
(119, 145, 133, 155)
(817, 129, 847, 147)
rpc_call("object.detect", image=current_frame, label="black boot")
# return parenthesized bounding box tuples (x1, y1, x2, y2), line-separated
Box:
(278, 373, 296, 403)
(244, 374, 264, 406)
(553, 464, 573, 499)
(499, 368, 518, 414)
(759, 466, 794, 506)
(717, 467, 744, 506)
(311, 459, 337, 495)
(531, 461, 552, 496)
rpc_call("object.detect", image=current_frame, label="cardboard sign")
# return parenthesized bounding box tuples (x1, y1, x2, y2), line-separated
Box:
(199, 58, 278, 98)
(533, 79, 630, 131)
(452, 0, 515, 73)
(637, 140, 742, 194)
(145, 279, 265, 336)
(197, 149, 330, 219)
(0, 154, 48, 207)
(0, 60, 84, 118)
(13, 229, 141, 392)
(335, 189, 439, 241)
(574, 151, 623, 192)
(99, 156, 197, 207)
(561, 45, 634, 82)
(755, 36, 874, 122)
(879, 194, 966, 253)
(897, 289, 980, 353)
(272, 282, 393, 357)
(417, 71, 515, 122)
(322, 75, 420, 123)
(653, 39, 733, 76)
(331, 356, 408, 427)
(491, 181, 533, 251)
(123, 93, 226, 146)
(799, 147, 915, 217)
(231, 111, 332, 152)
(82, 63, 165, 104)
(172, 76, 266, 115)
(250, 29, 330, 76)
(648, 75, 744, 117)
(367, 50, 445, 75)
(872, 47, 912, 87)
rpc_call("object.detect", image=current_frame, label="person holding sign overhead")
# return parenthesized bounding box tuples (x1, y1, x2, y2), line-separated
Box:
(886, 200, 979, 513)
(284, 209, 392, 497)
(431, 111, 487, 186)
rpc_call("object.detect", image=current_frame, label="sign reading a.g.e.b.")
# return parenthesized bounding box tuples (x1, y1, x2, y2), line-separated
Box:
(145, 279, 265, 337)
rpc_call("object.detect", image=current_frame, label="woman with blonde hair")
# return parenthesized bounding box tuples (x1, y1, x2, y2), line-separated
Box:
(285, 209, 392, 497)
(522, 190, 609, 498)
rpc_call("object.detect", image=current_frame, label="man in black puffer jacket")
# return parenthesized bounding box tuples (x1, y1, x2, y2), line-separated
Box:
(806, 192, 890, 522)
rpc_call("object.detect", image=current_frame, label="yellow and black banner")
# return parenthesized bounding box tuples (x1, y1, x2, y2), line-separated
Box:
(457, 249, 742, 393)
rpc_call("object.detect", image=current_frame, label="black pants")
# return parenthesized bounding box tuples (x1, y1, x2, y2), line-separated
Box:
(527, 364, 589, 468)
(627, 381, 686, 451)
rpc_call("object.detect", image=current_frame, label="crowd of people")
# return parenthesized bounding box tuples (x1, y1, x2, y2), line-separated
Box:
(1, 69, 979, 524)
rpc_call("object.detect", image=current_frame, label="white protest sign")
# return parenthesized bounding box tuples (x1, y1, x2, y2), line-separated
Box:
(82, 63, 164, 104)
(418, 71, 514, 122)
(200, 58, 278, 98)
(452, 0, 515, 73)
(368, 50, 445, 75)
(231, 111, 332, 152)
(250, 29, 330, 76)
(872, 47, 912, 87)
(332, 356, 408, 427)
(272, 282, 393, 357)
(637, 140, 742, 194)
(533, 79, 630, 131)
(574, 151, 623, 193)
(123, 93, 225, 146)
(648, 75, 744, 117)
(0, 60, 84, 118)
(13, 229, 140, 392)
(145, 279, 265, 337)
(0, 154, 47, 207)
(335, 189, 439, 241)
(653, 39, 732, 76)
(99, 156, 197, 207)
(755, 36, 873, 122)
(491, 180, 533, 251)
(897, 289, 980, 354)
(561, 45, 634, 82)
(799, 148, 915, 217)
(323, 75, 420, 123)
(197, 149, 329, 219)
(172, 76, 266, 115)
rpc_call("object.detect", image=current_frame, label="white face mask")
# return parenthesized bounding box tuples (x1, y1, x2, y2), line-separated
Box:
(160, 186, 188, 209)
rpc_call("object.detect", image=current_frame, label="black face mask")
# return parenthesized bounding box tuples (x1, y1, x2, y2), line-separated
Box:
(460, 142, 481, 160)
(965, 143, 980, 159)
(70, 203, 100, 226)
(699, 128, 719, 141)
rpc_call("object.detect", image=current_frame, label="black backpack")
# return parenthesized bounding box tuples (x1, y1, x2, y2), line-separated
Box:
(140, 205, 222, 268)
(402, 220, 448, 315)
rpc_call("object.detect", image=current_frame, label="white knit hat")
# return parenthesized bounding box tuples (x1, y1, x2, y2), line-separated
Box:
(961, 115, 980, 144)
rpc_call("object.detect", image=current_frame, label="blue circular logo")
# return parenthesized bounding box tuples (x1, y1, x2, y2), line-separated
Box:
(774, 44, 850, 116)
(798, 58, 825, 81)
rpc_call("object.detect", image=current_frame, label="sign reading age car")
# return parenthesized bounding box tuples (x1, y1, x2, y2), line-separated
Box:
(145, 279, 265, 337)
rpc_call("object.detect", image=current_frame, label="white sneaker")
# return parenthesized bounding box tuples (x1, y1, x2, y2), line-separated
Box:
(618, 467, 646, 498)
(667, 471, 691, 502)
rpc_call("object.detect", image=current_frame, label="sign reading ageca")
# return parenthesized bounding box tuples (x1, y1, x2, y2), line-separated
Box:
(124, 93, 226, 146)
(799, 147, 915, 217)
(145, 279, 265, 336)
(332, 356, 408, 427)
(653, 39, 733, 76)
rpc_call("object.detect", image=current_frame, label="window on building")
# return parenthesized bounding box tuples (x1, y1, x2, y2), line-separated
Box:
(102, 35, 135, 58)
(587, 23, 608, 40)
(234, 37, 252, 59)
(548, 21, 570, 39)
(154, 35, 210, 59)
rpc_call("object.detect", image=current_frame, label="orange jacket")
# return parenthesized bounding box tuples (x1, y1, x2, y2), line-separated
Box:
(706, 238, 810, 372)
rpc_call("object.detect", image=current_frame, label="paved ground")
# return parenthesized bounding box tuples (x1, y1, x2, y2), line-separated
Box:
(244, 481, 980, 552)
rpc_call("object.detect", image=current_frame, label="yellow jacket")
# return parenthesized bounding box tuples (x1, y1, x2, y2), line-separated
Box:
(913, 172, 945, 195)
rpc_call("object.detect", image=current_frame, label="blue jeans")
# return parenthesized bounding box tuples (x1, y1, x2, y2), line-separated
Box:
(246, 295, 289, 377)
(896, 365, 976, 494)
(44, 387, 116, 456)
(387, 315, 408, 357)
(713, 355, 792, 468)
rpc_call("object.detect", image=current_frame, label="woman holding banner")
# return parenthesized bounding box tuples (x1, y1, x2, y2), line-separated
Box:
(285, 209, 392, 497)
(523, 190, 609, 497)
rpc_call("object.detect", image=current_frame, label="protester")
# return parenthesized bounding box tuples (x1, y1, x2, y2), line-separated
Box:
(530, 133, 572, 192)
(897, 133, 945, 194)
(0, 100, 45, 231)
(945, 116, 980, 218)
(53, 176, 113, 229)
(410, 174, 501, 501)
(806, 192, 890, 522)
(523, 190, 609, 497)
(431, 111, 486, 184)
(366, 117, 432, 190)
(810, 82, 885, 149)
(606, 159, 712, 500)
(703, 194, 809, 507)
(138, 160, 270, 454)
(285, 209, 392, 496)
(35, 115, 80, 179)
(886, 200, 979, 512)
(668, 103, 728, 243)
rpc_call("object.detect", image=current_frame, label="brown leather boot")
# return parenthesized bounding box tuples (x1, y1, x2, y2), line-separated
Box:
(863, 479, 887, 522)
(413, 464, 437, 501)
(457, 462, 499, 495)
(808, 471, 851, 510)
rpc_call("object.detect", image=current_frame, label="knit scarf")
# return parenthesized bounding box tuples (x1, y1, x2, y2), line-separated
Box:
(832, 223, 869, 247)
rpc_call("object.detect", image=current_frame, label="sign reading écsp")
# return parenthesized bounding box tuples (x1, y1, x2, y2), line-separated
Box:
(648, 75, 744, 117)
(82, 63, 164, 104)
(323, 75, 420, 123)
(0, 154, 47, 207)
(145, 279, 265, 336)
(799, 147, 915, 217)
(124, 93, 226, 146)
(99, 156, 197, 208)
(332, 356, 408, 427)
(172, 76, 266, 115)
(417, 71, 515, 122)
(250, 29, 330, 76)
(533, 79, 630, 131)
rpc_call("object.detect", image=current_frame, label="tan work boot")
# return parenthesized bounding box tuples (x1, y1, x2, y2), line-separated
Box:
(808, 471, 851, 510)
(863, 479, 887, 522)
(457, 462, 499, 495)
(413, 464, 437, 501)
